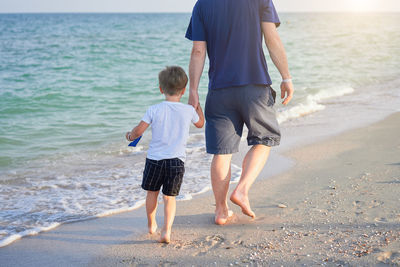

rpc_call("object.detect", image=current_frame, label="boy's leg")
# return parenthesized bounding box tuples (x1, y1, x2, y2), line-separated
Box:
(146, 190, 159, 234)
(159, 195, 176, 243)
(230, 144, 271, 218)
(159, 158, 184, 243)
(211, 154, 234, 225)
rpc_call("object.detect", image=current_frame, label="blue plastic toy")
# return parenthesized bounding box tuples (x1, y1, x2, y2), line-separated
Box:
(128, 136, 142, 147)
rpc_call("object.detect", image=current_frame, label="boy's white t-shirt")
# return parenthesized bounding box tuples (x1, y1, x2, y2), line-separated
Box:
(142, 101, 199, 162)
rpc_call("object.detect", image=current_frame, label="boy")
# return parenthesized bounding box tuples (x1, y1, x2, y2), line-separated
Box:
(126, 66, 204, 243)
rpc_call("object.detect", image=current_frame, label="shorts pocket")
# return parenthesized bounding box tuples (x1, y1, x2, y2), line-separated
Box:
(253, 86, 275, 107)
(268, 86, 277, 106)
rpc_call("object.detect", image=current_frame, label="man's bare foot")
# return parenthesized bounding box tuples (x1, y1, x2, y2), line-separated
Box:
(148, 222, 157, 234)
(159, 228, 171, 244)
(215, 209, 234, 225)
(230, 190, 255, 218)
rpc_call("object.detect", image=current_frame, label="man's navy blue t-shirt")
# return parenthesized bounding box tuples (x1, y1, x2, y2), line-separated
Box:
(185, 0, 280, 90)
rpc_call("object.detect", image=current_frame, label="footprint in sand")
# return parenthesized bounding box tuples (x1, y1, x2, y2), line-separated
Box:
(352, 200, 364, 207)
(374, 217, 388, 223)
(377, 251, 400, 264)
(231, 239, 244, 246)
(173, 240, 192, 250)
(205, 234, 225, 247)
(369, 199, 384, 208)
(352, 200, 365, 216)
(193, 234, 225, 256)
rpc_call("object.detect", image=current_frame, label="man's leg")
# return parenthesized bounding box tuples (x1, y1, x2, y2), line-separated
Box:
(230, 144, 271, 218)
(211, 154, 234, 225)
(159, 195, 176, 243)
(146, 190, 159, 234)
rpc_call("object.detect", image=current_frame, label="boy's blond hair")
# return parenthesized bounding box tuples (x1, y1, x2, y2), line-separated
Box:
(158, 66, 188, 96)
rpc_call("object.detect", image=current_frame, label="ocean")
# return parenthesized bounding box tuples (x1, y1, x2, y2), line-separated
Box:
(0, 13, 399, 247)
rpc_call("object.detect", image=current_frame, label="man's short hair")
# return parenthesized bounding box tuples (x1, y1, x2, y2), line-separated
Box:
(158, 66, 188, 96)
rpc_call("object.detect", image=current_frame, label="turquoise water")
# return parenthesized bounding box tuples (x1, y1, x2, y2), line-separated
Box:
(0, 14, 198, 169)
(0, 13, 399, 247)
(1, 13, 400, 169)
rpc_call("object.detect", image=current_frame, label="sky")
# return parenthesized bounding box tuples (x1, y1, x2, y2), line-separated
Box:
(0, 0, 400, 13)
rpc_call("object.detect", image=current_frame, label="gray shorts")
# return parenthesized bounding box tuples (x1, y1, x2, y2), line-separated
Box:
(205, 84, 281, 154)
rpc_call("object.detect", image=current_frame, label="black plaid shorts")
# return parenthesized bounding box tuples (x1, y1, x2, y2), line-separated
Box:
(142, 158, 185, 196)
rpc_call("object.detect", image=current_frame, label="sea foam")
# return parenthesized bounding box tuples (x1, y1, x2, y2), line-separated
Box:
(277, 87, 355, 123)
(0, 222, 60, 248)
(0, 132, 242, 248)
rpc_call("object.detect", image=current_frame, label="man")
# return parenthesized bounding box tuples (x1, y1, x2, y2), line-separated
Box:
(186, 0, 294, 225)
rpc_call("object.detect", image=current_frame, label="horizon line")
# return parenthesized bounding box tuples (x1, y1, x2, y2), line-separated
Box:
(0, 11, 400, 15)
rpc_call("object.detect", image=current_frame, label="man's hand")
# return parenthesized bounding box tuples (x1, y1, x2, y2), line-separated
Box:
(280, 81, 294, 105)
(188, 89, 199, 109)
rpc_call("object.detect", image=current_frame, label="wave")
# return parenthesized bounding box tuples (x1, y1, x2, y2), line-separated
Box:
(277, 86, 355, 123)
(0, 222, 60, 248)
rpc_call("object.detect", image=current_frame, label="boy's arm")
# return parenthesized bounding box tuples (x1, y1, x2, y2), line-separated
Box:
(126, 121, 149, 141)
(194, 105, 205, 128)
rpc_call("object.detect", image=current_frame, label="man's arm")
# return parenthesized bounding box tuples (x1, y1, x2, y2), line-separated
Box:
(188, 41, 207, 109)
(126, 121, 149, 141)
(262, 22, 293, 105)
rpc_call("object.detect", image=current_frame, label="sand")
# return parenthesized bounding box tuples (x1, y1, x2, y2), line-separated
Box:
(88, 113, 400, 266)
(1, 113, 399, 266)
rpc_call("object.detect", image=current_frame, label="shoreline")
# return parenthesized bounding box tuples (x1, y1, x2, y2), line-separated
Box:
(1, 111, 399, 266)
(90, 112, 400, 266)
(1, 74, 399, 248)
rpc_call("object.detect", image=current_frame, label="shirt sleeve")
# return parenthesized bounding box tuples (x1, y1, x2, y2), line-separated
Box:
(141, 106, 153, 124)
(260, 0, 281, 27)
(191, 107, 200, 124)
(185, 1, 206, 41)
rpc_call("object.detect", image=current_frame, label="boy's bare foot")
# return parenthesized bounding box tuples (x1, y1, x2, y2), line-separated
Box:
(148, 222, 158, 234)
(215, 209, 234, 225)
(159, 228, 171, 244)
(230, 190, 255, 218)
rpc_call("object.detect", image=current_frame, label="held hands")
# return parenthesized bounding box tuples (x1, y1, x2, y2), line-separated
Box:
(194, 104, 205, 128)
(188, 89, 199, 109)
(195, 104, 203, 113)
(280, 80, 294, 105)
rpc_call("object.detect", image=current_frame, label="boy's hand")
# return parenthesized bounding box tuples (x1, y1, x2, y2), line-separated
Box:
(196, 104, 203, 115)
(194, 104, 205, 128)
(126, 121, 149, 142)
(125, 132, 132, 141)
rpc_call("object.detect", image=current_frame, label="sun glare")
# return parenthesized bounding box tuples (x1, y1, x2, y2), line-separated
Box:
(347, 0, 376, 12)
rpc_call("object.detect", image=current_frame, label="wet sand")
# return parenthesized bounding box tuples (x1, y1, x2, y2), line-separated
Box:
(90, 113, 400, 266)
